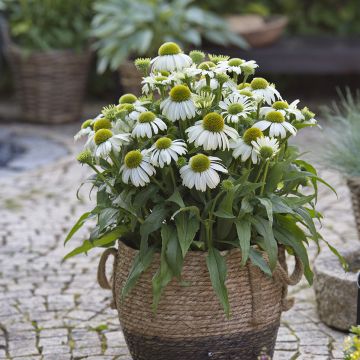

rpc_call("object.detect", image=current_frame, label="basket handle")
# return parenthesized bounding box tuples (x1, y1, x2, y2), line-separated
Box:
(275, 248, 304, 312)
(97, 247, 118, 309)
(249, 249, 304, 325)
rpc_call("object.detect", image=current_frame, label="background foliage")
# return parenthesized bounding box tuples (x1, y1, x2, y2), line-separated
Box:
(0, 0, 93, 51)
(197, 0, 360, 35)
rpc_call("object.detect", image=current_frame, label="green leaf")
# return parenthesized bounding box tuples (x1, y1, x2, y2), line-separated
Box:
(274, 217, 313, 284)
(206, 247, 230, 317)
(213, 209, 236, 219)
(164, 225, 184, 278)
(64, 227, 126, 260)
(249, 248, 272, 276)
(175, 212, 200, 257)
(171, 206, 201, 221)
(251, 216, 278, 270)
(64, 211, 93, 245)
(295, 207, 318, 240)
(122, 246, 155, 299)
(140, 204, 168, 251)
(321, 238, 348, 271)
(265, 162, 286, 193)
(216, 190, 234, 217)
(235, 217, 251, 266)
(167, 189, 185, 208)
(98, 208, 118, 232)
(257, 197, 273, 225)
(269, 195, 294, 214)
(152, 225, 174, 311)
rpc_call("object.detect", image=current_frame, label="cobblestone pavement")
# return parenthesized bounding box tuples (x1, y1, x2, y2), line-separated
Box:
(0, 123, 357, 360)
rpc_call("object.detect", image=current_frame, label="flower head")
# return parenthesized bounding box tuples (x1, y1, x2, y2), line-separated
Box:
(121, 150, 156, 187)
(189, 50, 205, 64)
(151, 42, 192, 72)
(219, 93, 256, 123)
(180, 154, 228, 192)
(186, 112, 239, 150)
(160, 85, 196, 122)
(119, 93, 137, 105)
(231, 127, 264, 163)
(132, 111, 167, 138)
(149, 138, 187, 168)
(93, 129, 130, 158)
(254, 110, 297, 138)
(252, 136, 280, 160)
(250, 77, 282, 104)
(93, 118, 112, 132)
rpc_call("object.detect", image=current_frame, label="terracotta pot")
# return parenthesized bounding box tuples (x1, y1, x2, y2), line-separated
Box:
(98, 241, 303, 360)
(226, 15, 288, 48)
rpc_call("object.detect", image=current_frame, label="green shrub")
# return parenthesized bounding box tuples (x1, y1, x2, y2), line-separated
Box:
(1, 0, 93, 51)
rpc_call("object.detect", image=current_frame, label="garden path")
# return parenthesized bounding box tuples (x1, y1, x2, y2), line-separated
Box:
(0, 123, 356, 360)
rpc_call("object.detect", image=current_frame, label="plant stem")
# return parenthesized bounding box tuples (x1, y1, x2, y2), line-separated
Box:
(260, 160, 270, 196)
(88, 164, 117, 193)
(254, 161, 265, 183)
(151, 177, 167, 193)
(169, 166, 177, 191)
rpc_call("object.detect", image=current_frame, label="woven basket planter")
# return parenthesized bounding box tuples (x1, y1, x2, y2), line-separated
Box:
(347, 177, 360, 239)
(5, 46, 91, 123)
(118, 60, 143, 96)
(98, 241, 303, 360)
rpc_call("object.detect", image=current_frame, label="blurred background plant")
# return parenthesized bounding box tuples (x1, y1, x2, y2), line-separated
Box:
(197, 0, 360, 35)
(320, 89, 360, 178)
(92, 0, 247, 73)
(0, 0, 93, 52)
(344, 326, 360, 360)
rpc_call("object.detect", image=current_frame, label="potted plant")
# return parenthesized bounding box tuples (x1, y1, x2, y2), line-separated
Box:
(0, 0, 93, 123)
(320, 89, 360, 240)
(91, 0, 247, 94)
(65, 42, 342, 359)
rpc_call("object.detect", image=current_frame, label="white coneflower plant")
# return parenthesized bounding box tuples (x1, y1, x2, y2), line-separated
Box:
(65, 43, 343, 315)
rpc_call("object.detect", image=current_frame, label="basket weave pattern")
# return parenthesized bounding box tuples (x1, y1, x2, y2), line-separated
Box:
(6, 46, 91, 123)
(347, 177, 360, 239)
(118, 60, 143, 96)
(98, 241, 303, 360)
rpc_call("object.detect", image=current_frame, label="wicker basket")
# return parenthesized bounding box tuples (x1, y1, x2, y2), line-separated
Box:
(118, 60, 143, 96)
(347, 177, 360, 239)
(98, 241, 303, 360)
(0, 19, 91, 123)
(5, 46, 91, 123)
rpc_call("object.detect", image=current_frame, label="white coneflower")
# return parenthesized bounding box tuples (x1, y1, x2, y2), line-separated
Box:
(120, 150, 156, 187)
(186, 112, 239, 151)
(149, 137, 187, 168)
(250, 77, 282, 105)
(151, 42, 192, 72)
(160, 85, 196, 122)
(219, 93, 255, 123)
(217, 58, 243, 75)
(195, 77, 219, 92)
(301, 107, 317, 125)
(254, 110, 297, 138)
(180, 154, 228, 192)
(230, 127, 264, 163)
(74, 119, 94, 141)
(182, 64, 202, 78)
(132, 111, 167, 138)
(251, 137, 280, 160)
(197, 61, 217, 78)
(141, 74, 171, 95)
(260, 100, 304, 121)
(240, 60, 258, 76)
(120, 103, 148, 122)
(93, 129, 130, 158)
